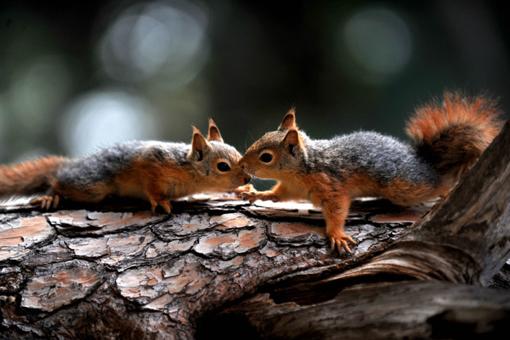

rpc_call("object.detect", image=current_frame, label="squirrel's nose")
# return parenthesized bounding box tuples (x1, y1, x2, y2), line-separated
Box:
(243, 176, 251, 184)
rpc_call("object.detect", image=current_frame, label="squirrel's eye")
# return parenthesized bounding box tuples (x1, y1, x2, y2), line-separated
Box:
(217, 162, 231, 172)
(259, 153, 273, 163)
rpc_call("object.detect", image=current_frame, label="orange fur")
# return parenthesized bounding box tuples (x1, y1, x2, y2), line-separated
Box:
(113, 158, 195, 212)
(53, 181, 113, 204)
(0, 156, 66, 196)
(406, 92, 503, 176)
(406, 93, 501, 145)
(302, 172, 353, 252)
(342, 171, 448, 206)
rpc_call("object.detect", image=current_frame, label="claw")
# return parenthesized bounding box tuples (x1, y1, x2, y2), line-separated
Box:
(328, 231, 356, 254)
(336, 239, 351, 253)
(52, 195, 60, 209)
(30, 195, 60, 210)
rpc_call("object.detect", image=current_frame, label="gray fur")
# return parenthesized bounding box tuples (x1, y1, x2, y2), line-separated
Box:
(56, 141, 190, 187)
(303, 131, 440, 185)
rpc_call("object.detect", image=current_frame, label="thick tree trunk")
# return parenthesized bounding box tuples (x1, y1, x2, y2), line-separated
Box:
(1, 122, 509, 339)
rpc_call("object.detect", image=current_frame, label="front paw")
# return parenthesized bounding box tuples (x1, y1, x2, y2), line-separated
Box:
(234, 184, 256, 195)
(328, 230, 356, 254)
(240, 191, 279, 203)
(240, 191, 261, 203)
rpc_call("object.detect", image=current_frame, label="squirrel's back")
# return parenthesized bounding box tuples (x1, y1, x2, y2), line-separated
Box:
(304, 92, 503, 202)
(307, 131, 439, 186)
(56, 141, 190, 187)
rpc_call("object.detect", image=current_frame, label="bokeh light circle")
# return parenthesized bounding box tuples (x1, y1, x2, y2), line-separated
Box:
(342, 7, 413, 83)
(60, 90, 159, 156)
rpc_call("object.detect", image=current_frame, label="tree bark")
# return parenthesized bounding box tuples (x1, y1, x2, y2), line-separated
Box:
(1, 122, 509, 339)
(1, 195, 424, 338)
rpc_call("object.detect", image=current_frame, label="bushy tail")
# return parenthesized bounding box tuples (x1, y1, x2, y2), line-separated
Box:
(406, 92, 503, 178)
(0, 156, 67, 197)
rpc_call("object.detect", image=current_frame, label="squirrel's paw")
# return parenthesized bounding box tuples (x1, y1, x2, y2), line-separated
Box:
(328, 230, 356, 254)
(158, 200, 172, 214)
(240, 191, 279, 203)
(148, 197, 173, 214)
(233, 184, 256, 195)
(30, 195, 60, 210)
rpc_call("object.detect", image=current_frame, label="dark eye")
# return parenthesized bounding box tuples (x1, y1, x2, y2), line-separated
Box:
(217, 162, 231, 172)
(259, 153, 273, 163)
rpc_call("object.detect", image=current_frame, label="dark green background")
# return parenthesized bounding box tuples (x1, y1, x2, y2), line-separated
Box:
(1, 0, 508, 164)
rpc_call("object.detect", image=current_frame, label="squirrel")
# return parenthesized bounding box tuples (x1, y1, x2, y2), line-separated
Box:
(240, 92, 503, 253)
(0, 119, 251, 212)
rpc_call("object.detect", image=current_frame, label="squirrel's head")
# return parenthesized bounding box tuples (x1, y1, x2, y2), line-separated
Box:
(188, 119, 251, 190)
(240, 108, 307, 179)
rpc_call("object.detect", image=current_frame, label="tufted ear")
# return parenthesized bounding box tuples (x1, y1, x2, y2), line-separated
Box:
(207, 118, 224, 142)
(278, 107, 298, 131)
(281, 128, 303, 157)
(190, 126, 210, 161)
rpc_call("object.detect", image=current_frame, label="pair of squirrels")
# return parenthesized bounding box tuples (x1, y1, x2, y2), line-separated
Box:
(0, 93, 503, 253)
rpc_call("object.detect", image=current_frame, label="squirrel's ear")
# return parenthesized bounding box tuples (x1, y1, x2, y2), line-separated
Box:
(278, 107, 297, 131)
(190, 126, 210, 161)
(282, 128, 303, 157)
(207, 118, 224, 142)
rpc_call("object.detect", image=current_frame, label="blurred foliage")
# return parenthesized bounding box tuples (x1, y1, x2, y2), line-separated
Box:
(0, 0, 509, 163)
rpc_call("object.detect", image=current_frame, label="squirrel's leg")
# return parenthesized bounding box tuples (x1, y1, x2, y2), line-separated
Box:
(146, 195, 172, 214)
(321, 195, 356, 253)
(144, 185, 173, 214)
(306, 174, 356, 253)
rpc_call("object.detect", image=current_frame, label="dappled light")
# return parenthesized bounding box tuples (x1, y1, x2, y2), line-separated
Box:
(98, 0, 209, 86)
(342, 7, 412, 84)
(0, 1, 508, 164)
(60, 91, 158, 156)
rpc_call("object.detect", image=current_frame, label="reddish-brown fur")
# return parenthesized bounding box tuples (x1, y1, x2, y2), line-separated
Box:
(0, 156, 66, 196)
(113, 157, 195, 213)
(406, 92, 503, 177)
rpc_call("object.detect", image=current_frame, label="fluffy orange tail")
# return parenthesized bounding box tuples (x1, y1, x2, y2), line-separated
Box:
(406, 92, 503, 177)
(0, 156, 67, 197)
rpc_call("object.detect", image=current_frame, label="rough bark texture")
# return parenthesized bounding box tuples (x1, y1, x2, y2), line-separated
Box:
(0, 195, 427, 339)
(1, 122, 509, 339)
